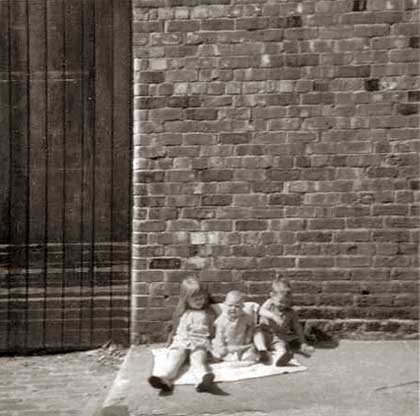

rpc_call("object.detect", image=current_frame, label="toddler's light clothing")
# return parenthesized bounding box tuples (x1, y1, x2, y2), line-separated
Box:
(212, 312, 258, 362)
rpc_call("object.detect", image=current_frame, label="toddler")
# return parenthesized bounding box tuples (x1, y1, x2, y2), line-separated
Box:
(212, 290, 270, 364)
(148, 277, 216, 393)
(259, 278, 314, 366)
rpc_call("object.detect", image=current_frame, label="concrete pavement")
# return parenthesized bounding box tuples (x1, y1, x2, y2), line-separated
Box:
(0, 345, 126, 416)
(99, 340, 419, 416)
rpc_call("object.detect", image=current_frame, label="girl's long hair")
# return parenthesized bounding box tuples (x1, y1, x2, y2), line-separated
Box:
(166, 277, 213, 345)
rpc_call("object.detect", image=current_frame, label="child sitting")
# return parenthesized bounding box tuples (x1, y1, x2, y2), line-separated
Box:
(148, 277, 216, 393)
(212, 290, 269, 364)
(259, 278, 314, 366)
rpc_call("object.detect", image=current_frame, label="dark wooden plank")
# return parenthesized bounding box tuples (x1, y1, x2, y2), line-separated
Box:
(27, 0, 47, 247)
(80, 0, 96, 347)
(112, 0, 131, 244)
(26, 0, 47, 350)
(94, 0, 113, 244)
(0, 0, 10, 244)
(8, 0, 30, 350)
(111, 0, 132, 342)
(63, 0, 82, 244)
(44, 0, 65, 350)
(61, 0, 83, 348)
(0, 0, 10, 351)
(46, 0, 64, 245)
(9, 0, 29, 249)
(94, 0, 114, 338)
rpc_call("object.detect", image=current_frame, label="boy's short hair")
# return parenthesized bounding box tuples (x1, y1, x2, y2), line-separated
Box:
(272, 278, 291, 293)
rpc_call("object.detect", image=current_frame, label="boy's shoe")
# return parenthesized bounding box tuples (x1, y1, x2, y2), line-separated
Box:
(275, 350, 294, 367)
(299, 344, 315, 357)
(148, 375, 173, 392)
(258, 350, 271, 365)
(196, 372, 215, 393)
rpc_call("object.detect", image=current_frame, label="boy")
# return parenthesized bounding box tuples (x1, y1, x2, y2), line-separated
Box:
(259, 278, 314, 366)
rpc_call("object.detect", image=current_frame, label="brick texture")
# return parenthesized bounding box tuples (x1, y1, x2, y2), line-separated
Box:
(132, 0, 419, 343)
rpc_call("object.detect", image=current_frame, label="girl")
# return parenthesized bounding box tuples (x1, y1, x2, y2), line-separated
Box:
(148, 277, 216, 393)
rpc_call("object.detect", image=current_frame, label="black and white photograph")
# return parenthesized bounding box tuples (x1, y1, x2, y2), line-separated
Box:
(0, 0, 419, 415)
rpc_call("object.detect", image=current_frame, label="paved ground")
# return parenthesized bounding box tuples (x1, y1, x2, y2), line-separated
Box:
(1, 340, 418, 416)
(0, 344, 127, 416)
(101, 340, 419, 416)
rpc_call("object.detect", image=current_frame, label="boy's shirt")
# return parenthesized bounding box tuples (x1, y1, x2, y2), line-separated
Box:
(259, 298, 297, 336)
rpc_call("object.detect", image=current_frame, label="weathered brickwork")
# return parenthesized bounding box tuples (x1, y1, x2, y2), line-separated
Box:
(132, 0, 420, 343)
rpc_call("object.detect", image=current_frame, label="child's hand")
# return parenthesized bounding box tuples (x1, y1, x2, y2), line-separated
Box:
(217, 345, 228, 357)
(272, 316, 284, 327)
(300, 343, 315, 357)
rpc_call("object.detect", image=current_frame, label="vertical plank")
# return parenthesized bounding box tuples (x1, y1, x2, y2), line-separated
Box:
(45, 0, 65, 349)
(94, 0, 113, 345)
(80, 0, 96, 347)
(0, 1, 10, 244)
(112, 0, 132, 343)
(62, 0, 83, 347)
(1, 0, 132, 352)
(8, 0, 29, 351)
(0, 0, 11, 351)
(27, 0, 47, 350)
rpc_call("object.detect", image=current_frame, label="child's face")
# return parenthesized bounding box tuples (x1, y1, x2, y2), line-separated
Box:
(271, 286, 292, 309)
(187, 293, 206, 310)
(224, 294, 244, 321)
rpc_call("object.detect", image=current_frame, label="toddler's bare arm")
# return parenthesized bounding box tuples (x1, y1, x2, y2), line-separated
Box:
(259, 300, 282, 326)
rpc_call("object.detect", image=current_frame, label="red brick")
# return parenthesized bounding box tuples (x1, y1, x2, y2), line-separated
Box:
(258, 257, 296, 268)
(269, 194, 302, 206)
(298, 257, 335, 268)
(167, 20, 200, 32)
(202, 195, 232, 206)
(131, 1, 419, 341)
(235, 220, 268, 231)
(201, 19, 234, 31)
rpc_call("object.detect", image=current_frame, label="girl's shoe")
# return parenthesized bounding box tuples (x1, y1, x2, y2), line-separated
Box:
(275, 350, 294, 367)
(196, 372, 215, 392)
(148, 375, 173, 392)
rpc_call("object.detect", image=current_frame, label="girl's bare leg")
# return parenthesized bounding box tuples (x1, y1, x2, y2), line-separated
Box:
(149, 348, 187, 391)
(160, 348, 188, 380)
(190, 349, 214, 392)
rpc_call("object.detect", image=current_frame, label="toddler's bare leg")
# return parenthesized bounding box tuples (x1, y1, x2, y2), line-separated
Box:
(241, 346, 259, 363)
(190, 349, 214, 392)
(273, 340, 293, 366)
(253, 329, 267, 351)
(253, 330, 270, 364)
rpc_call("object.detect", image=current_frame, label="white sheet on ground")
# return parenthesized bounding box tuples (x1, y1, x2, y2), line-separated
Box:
(151, 347, 307, 384)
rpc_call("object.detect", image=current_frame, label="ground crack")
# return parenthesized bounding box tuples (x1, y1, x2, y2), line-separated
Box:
(374, 380, 419, 392)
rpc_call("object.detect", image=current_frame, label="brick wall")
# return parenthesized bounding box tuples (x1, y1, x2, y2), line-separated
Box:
(132, 0, 419, 343)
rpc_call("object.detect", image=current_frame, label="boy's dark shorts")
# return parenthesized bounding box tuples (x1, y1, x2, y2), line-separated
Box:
(257, 324, 301, 351)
